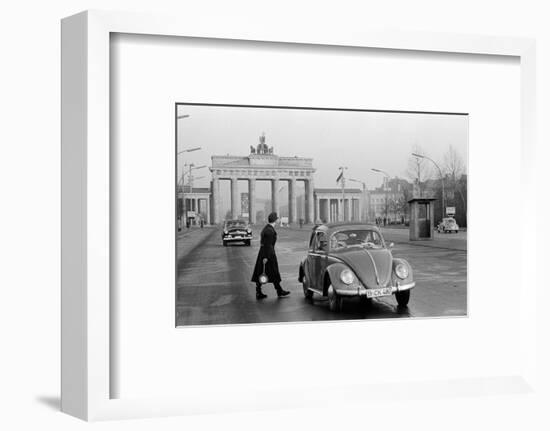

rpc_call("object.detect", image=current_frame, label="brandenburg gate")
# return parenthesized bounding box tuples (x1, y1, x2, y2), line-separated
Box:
(210, 134, 316, 224)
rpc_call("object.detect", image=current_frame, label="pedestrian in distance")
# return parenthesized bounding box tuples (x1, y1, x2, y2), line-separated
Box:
(299, 218, 304, 229)
(251, 212, 290, 300)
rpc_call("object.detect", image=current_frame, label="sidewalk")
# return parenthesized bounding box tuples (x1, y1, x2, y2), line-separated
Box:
(176, 226, 218, 260)
(380, 227, 467, 251)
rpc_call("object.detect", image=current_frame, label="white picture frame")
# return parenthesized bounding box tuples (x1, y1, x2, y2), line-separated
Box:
(61, 9, 538, 421)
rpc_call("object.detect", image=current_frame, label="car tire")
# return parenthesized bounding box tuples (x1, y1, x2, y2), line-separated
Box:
(223, 240, 227, 247)
(245, 240, 251, 246)
(395, 290, 410, 307)
(302, 274, 313, 300)
(327, 285, 342, 312)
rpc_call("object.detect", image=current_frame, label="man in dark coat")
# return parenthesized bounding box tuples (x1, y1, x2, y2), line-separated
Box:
(251, 212, 290, 299)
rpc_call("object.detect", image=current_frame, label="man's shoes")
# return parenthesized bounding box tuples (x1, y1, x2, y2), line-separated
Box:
(276, 289, 290, 298)
(256, 291, 267, 300)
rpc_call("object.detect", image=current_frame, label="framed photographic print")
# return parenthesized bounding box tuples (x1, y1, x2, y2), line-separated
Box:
(62, 10, 538, 422)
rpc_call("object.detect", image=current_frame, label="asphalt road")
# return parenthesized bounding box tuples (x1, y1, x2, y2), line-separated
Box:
(176, 225, 467, 326)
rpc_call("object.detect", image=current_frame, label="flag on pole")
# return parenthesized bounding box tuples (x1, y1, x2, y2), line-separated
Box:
(336, 171, 343, 184)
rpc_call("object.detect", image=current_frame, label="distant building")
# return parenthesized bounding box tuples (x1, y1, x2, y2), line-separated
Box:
(369, 177, 412, 223)
(177, 185, 211, 225)
(314, 188, 363, 223)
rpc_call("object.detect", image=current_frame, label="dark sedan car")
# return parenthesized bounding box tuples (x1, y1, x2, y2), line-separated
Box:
(222, 219, 252, 246)
(298, 222, 415, 312)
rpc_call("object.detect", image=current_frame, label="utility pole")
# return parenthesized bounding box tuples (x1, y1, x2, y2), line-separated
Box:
(337, 167, 347, 222)
(176, 113, 198, 230)
(372, 168, 391, 224)
(412, 153, 445, 221)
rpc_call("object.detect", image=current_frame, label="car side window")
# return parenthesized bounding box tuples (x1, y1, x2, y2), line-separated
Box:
(308, 231, 316, 251)
(315, 232, 328, 253)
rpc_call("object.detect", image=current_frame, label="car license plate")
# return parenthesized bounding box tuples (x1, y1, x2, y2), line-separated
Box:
(366, 287, 392, 298)
(233, 235, 242, 239)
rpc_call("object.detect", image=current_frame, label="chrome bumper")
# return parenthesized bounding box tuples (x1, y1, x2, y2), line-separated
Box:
(223, 235, 252, 241)
(336, 282, 416, 296)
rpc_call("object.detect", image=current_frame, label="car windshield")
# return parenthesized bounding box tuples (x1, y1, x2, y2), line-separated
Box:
(226, 220, 246, 228)
(330, 229, 385, 250)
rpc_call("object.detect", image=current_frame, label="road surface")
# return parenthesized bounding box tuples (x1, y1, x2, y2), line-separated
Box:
(176, 225, 467, 326)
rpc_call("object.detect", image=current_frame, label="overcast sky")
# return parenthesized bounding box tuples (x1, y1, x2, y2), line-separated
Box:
(176, 104, 468, 191)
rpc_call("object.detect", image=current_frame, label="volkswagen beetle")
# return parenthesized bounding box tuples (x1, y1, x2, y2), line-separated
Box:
(437, 217, 459, 233)
(298, 223, 415, 312)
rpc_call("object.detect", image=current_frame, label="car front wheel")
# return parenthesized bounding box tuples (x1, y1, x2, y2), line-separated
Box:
(302, 274, 313, 300)
(223, 240, 227, 247)
(395, 290, 410, 307)
(327, 285, 342, 312)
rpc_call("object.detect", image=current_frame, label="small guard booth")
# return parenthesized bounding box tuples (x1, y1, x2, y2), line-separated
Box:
(408, 198, 437, 241)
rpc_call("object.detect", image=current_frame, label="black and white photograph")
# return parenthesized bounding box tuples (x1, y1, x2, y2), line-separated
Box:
(176, 103, 468, 326)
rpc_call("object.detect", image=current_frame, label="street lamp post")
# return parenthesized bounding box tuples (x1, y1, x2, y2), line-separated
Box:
(348, 178, 367, 222)
(177, 113, 207, 230)
(180, 163, 207, 228)
(412, 153, 445, 221)
(176, 113, 194, 230)
(337, 167, 347, 221)
(177, 148, 202, 230)
(371, 168, 391, 224)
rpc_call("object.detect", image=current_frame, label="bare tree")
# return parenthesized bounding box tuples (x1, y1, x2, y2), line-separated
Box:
(396, 194, 408, 222)
(442, 145, 466, 208)
(443, 145, 465, 182)
(406, 144, 433, 194)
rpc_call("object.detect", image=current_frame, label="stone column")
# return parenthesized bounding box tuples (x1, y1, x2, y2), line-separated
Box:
(248, 178, 256, 224)
(231, 177, 239, 219)
(306, 179, 314, 224)
(336, 198, 341, 222)
(315, 194, 320, 223)
(206, 197, 210, 224)
(342, 199, 346, 221)
(271, 178, 279, 215)
(289, 179, 297, 224)
(346, 199, 351, 221)
(212, 178, 220, 224)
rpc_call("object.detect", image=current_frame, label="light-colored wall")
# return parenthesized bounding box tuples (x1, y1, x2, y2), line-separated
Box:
(4, 2, 549, 430)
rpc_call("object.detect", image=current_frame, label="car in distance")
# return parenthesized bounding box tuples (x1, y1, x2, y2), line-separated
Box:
(437, 217, 459, 233)
(222, 219, 253, 246)
(298, 222, 415, 312)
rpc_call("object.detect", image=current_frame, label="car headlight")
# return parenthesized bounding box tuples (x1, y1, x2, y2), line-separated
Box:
(395, 263, 409, 279)
(340, 269, 355, 285)
(223, 230, 228, 234)
(247, 229, 252, 234)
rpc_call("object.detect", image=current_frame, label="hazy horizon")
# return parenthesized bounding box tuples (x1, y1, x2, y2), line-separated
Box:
(176, 104, 468, 217)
